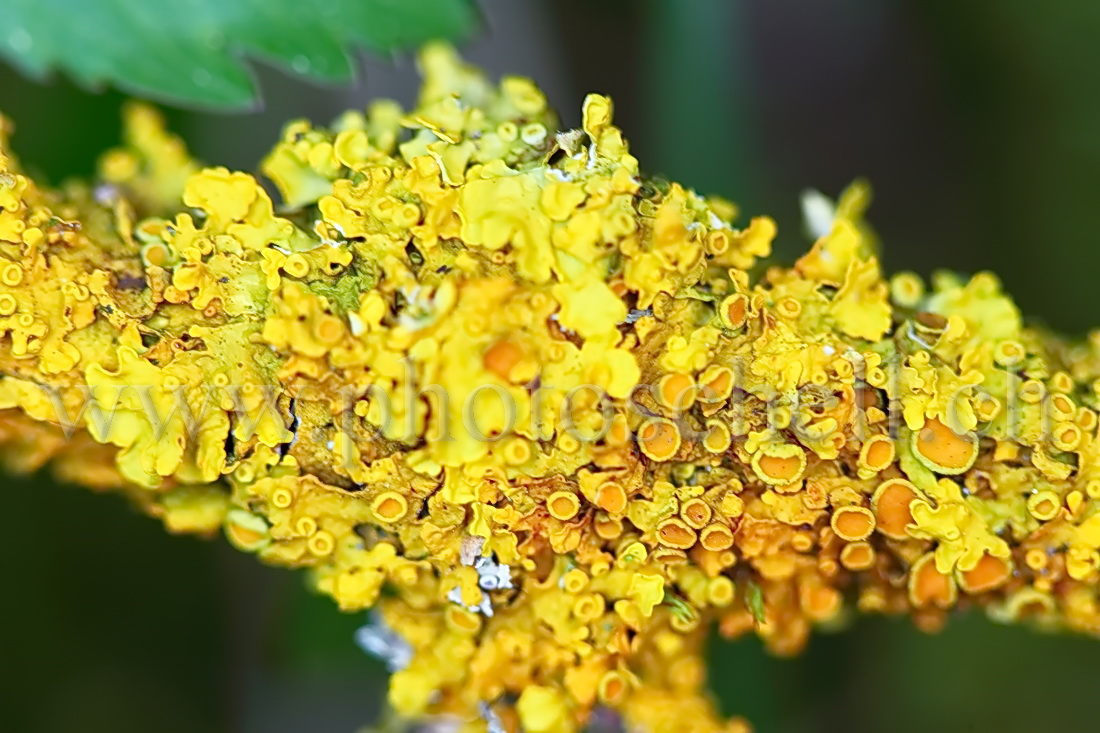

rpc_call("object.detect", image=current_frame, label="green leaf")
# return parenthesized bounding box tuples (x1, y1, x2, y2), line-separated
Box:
(0, 0, 479, 110)
(745, 580, 765, 626)
(662, 591, 700, 625)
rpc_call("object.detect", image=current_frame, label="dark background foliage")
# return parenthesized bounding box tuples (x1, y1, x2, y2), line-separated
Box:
(3, 1, 1100, 731)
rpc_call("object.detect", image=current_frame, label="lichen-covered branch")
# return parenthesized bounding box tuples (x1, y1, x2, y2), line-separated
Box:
(3, 45, 1100, 733)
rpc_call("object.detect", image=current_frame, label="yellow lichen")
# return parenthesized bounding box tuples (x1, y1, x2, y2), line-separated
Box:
(4, 45, 1100, 733)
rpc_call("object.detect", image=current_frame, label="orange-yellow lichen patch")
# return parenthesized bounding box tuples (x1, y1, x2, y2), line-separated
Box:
(858, 434, 895, 476)
(1067, 490, 1085, 517)
(270, 487, 294, 509)
(718, 293, 749, 329)
(548, 491, 582, 521)
(681, 498, 713, 529)
(657, 372, 696, 411)
(595, 481, 628, 514)
(699, 523, 735, 552)
(371, 491, 409, 523)
(1027, 491, 1061, 522)
(697, 365, 735, 406)
(225, 510, 270, 551)
(483, 338, 525, 382)
(1051, 391, 1076, 418)
(294, 516, 318, 537)
(800, 578, 842, 621)
(958, 552, 1012, 594)
(574, 593, 606, 621)
(831, 505, 875, 541)
(720, 491, 745, 519)
(707, 576, 736, 607)
(10, 43, 1100, 733)
(775, 296, 802, 320)
(502, 437, 533, 465)
(594, 514, 623, 540)
(871, 478, 919, 540)
(1052, 422, 1083, 452)
(889, 271, 924, 307)
(912, 417, 978, 474)
(638, 418, 682, 462)
(973, 393, 1002, 422)
(308, 530, 335, 556)
(702, 420, 732, 453)
(908, 553, 958, 609)
(790, 531, 814, 553)
(1019, 379, 1045, 405)
(1024, 549, 1049, 575)
(1066, 548, 1100, 581)
(561, 568, 589, 594)
(840, 541, 876, 571)
(1077, 408, 1097, 433)
(751, 443, 807, 486)
(598, 671, 629, 705)
(992, 339, 1025, 366)
(658, 518, 698, 549)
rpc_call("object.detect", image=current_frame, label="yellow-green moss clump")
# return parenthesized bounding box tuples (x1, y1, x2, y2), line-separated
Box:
(4, 45, 1100, 733)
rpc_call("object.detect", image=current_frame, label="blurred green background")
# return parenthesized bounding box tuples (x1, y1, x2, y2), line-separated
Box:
(4, 1, 1100, 731)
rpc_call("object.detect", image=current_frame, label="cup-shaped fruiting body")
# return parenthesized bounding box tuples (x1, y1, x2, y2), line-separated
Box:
(1027, 491, 1061, 522)
(598, 671, 629, 706)
(831, 506, 876, 542)
(718, 293, 750, 330)
(658, 518, 698, 550)
(751, 443, 807, 486)
(371, 491, 409, 523)
(548, 490, 582, 521)
(840, 541, 876, 571)
(638, 418, 682, 462)
(911, 418, 979, 475)
(697, 365, 735, 407)
(703, 420, 732, 453)
(857, 434, 895, 477)
(595, 480, 628, 514)
(699, 523, 735, 552)
(561, 568, 589, 594)
(225, 509, 271, 551)
(680, 498, 713, 529)
(957, 552, 1012, 594)
(872, 478, 920, 540)
(657, 372, 696, 411)
(909, 553, 958, 609)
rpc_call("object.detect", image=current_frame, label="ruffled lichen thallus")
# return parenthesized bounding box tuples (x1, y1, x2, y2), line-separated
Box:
(4, 45, 1100, 733)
